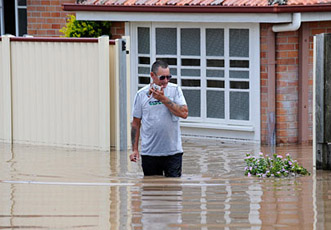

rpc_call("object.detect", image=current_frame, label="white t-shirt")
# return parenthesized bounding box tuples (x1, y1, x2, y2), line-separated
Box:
(132, 83, 187, 156)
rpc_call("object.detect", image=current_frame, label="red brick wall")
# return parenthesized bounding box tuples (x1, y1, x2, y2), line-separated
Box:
(261, 22, 331, 145)
(260, 24, 269, 145)
(27, 0, 76, 37)
(27, 0, 125, 38)
(275, 30, 299, 144)
(111, 22, 125, 39)
(260, 24, 300, 145)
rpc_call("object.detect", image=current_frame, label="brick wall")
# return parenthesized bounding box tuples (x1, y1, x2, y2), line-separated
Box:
(27, 0, 76, 37)
(111, 22, 125, 39)
(260, 24, 300, 145)
(276, 30, 299, 144)
(260, 24, 269, 145)
(261, 22, 331, 145)
(27, 0, 125, 38)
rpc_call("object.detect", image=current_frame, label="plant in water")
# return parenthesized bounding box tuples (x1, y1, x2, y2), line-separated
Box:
(244, 153, 310, 178)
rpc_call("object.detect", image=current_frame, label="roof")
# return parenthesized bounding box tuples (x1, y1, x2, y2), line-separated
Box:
(76, 0, 331, 7)
(63, 0, 331, 14)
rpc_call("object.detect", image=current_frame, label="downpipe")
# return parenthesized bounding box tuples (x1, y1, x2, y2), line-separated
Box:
(272, 12, 301, 32)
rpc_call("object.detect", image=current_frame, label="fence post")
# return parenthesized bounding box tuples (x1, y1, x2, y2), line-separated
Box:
(116, 39, 128, 151)
(98, 36, 110, 151)
(123, 36, 131, 151)
(1, 35, 13, 144)
(315, 33, 331, 170)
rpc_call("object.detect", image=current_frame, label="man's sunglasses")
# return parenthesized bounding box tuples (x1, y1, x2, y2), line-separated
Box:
(157, 75, 172, 80)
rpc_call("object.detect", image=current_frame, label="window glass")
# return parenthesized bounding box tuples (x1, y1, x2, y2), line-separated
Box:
(229, 71, 249, 79)
(170, 78, 177, 84)
(4, 0, 15, 35)
(206, 70, 224, 78)
(230, 60, 249, 68)
(230, 81, 249, 89)
(18, 0, 27, 36)
(230, 92, 249, 120)
(139, 77, 150, 84)
(138, 57, 150, 65)
(207, 59, 224, 68)
(18, 0, 27, 6)
(207, 80, 224, 88)
(138, 27, 150, 54)
(181, 59, 200, 66)
(230, 29, 249, 57)
(137, 27, 151, 88)
(182, 79, 200, 87)
(207, 91, 224, 119)
(138, 67, 150, 75)
(156, 57, 177, 65)
(206, 29, 224, 56)
(181, 28, 200, 56)
(183, 90, 200, 117)
(156, 28, 177, 55)
(181, 69, 200, 77)
(0, 10, 2, 35)
(170, 68, 177, 76)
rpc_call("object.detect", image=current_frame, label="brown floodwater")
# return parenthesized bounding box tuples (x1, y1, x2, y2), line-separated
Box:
(0, 139, 329, 229)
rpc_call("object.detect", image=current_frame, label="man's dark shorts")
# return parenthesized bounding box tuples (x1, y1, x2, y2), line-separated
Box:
(141, 152, 183, 177)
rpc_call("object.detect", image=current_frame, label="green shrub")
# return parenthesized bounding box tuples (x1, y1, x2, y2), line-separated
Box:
(244, 153, 310, 178)
(60, 15, 112, 38)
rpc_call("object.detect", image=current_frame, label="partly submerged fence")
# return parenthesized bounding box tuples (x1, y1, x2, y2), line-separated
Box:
(314, 33, 331, 169)
(0, 35, 130, 151)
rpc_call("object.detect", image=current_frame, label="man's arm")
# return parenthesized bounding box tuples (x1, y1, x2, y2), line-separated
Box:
(151, 88, 188, 119)
(130, 117, 141, 162)
(161, 97, 188, 119)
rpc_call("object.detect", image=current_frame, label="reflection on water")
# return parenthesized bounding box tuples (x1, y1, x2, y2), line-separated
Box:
(0, 139, 330, 229)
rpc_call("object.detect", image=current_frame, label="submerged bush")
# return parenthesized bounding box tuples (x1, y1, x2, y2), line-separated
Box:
(60, 15, 112, 38)
(244, 153, 310, 178)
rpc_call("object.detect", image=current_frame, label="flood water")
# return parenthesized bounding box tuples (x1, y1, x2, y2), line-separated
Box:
(0, 139, 329, 229)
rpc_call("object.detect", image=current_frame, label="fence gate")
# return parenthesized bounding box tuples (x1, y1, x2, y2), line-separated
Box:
(0, 35, 130, 151)
(314, 33, 331, 169)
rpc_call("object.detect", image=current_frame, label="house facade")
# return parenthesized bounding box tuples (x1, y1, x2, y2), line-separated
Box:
(63, 1, 331, 145)
(2, 0, 331, 145)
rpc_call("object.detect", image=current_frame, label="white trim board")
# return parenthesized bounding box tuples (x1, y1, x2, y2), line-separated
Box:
(181, 126, 258, 142)
(77, 11, 331, 23)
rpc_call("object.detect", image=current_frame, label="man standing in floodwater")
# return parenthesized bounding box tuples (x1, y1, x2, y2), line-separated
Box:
(129, 60, 188, 177)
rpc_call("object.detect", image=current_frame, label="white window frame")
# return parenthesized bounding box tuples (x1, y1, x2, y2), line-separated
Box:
(130, 22, 260, 138)
(15, 0, 27, 36)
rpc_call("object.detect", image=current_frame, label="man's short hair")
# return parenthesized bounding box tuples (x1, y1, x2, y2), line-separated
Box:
(151, 60, 168, 74)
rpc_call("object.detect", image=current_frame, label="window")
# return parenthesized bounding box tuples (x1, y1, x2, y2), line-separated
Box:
(0, 0, 3, 35)
(0, 0, 27, 36)
(16, 0, 27, 36)
(133, 23, 259, 127)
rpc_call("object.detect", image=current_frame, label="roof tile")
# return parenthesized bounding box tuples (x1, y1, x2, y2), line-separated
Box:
(144, 0, 159, 5)
(135, 0, 149, 4)
(177, 0, 195, 5)
(104, 0, 118, 5)
(210, 0, 224, 5)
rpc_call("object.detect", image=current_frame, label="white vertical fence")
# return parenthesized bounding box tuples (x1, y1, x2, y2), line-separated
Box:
(0, 36, 130, 151)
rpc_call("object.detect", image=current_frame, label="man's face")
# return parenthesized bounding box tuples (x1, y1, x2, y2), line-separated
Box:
(151, 67, 171, 88)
